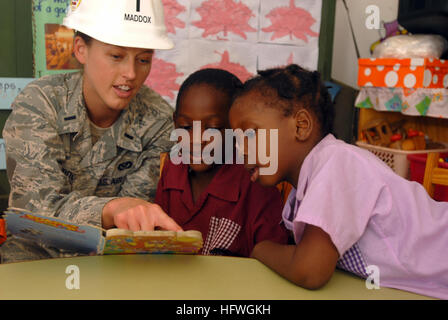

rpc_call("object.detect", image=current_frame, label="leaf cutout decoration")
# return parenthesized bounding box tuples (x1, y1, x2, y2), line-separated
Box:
(162, 0, 187, 34)
(192, 0, 257, 40)
(200, 50, 253, 82)
(145, 57, 184, 100)
(262, 0, 319, 42)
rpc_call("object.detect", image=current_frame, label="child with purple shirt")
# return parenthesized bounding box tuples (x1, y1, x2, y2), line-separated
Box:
(230, 64, 448, 299)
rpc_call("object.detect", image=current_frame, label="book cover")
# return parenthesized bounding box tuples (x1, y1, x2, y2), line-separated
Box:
(3, 208, 105, 254)
(3, 208, 203, 255)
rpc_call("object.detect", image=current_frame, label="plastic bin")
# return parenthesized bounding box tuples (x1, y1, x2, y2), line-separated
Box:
(407, 153, 448, 202)
(356, 141, 448, 179)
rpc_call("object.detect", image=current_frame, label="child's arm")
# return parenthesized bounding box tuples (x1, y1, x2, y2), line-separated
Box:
(251, 224, 339, 290)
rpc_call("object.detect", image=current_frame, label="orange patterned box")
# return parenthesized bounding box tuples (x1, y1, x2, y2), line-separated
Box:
(358, 58, 448, 89)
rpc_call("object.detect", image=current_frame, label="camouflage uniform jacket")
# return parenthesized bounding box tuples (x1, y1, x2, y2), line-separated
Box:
(0, 71, 174, 263)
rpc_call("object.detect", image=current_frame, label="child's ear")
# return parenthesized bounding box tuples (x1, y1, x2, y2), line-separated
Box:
(293, 109, 313, 141)
(73, 36, 88, 65)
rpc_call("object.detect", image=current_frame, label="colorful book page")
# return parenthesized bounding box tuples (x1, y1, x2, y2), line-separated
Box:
(3, 208, 105, 254)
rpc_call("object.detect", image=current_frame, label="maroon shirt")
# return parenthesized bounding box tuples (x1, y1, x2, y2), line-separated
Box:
(155, 159, 289, 257)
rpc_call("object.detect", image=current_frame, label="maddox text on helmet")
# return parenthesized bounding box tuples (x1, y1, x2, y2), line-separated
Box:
(124, 13, 152, 24)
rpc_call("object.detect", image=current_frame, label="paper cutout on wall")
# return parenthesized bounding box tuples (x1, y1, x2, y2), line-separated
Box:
(188, 40, 256, 83)
(190, 0, 259, 42)
(201, 50, 253, 82)
(30, 0, 322, 107)
(257, 43, 319, 72)
(259, 0, 321, 46)
(145, 39, 189, 106)
(162, 0, 189, 38)
(145, 57, 184, 101)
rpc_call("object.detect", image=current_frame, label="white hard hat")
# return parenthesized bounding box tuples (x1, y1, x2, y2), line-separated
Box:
(62, 0, 174, 50)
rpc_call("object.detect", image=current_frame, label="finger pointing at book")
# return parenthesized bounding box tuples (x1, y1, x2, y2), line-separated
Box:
(102, 198, 183, 232)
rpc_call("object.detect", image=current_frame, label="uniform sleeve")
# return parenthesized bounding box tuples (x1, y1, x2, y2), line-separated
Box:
(292, 148, 391, 256)
(117, 107, 174, 202)
(252, 187, 289, 246)
(3, 85, 115, 227)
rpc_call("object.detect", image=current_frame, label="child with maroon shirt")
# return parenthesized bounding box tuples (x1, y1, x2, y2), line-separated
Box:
(154, 69, 288, 257)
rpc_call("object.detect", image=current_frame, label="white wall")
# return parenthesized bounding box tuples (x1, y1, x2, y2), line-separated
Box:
(331, 0, 399, 88)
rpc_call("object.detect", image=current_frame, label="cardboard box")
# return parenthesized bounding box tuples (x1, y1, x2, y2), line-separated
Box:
(358, 58, 448, 89)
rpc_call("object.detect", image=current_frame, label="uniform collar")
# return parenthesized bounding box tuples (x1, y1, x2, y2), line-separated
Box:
(56, 72, 86, 136)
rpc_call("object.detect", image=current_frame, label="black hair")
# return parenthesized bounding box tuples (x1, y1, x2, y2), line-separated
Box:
(232, 64, 334, 138)
(175, 68, 243, 116)
(74, 31, 92, 45)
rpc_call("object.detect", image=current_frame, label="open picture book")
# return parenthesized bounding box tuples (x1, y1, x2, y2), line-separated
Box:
(2, 207, 203, 255)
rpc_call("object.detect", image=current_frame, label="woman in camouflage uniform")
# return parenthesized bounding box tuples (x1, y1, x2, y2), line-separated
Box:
(0, 0, 182, 263)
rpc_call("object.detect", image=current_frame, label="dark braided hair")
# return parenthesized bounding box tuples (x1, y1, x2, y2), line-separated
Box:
(233, 64, 334, 138)
(175, 68, 243, 115)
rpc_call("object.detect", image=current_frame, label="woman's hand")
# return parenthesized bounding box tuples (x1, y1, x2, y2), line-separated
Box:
(102, 197, 182, 231)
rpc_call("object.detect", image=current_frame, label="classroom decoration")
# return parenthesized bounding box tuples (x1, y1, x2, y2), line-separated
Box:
(3, 207, 203, 255)
(0, 78, 35, 110)
(31, 0, 322, 106)
(260, 0, 320, 44)
(355, 87, 448, 119)
(32, 0, 80, 78)
(358, 58, 448, 89)
(148, 0, 322, 106)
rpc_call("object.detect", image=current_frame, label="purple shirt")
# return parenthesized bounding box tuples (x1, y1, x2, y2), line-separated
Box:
(282, 134, 448, 299)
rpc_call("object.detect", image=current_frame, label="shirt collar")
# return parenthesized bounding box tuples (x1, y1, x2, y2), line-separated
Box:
(163, 161, 243, 203)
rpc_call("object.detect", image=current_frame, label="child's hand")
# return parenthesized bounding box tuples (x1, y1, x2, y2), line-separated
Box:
(102, 197, 183, 232)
